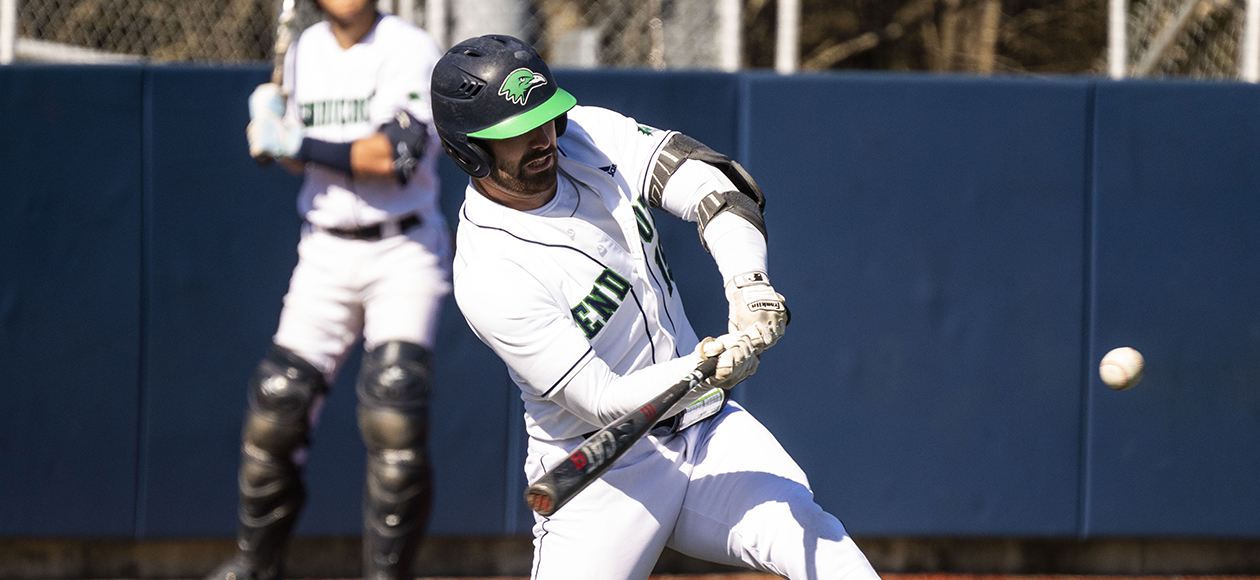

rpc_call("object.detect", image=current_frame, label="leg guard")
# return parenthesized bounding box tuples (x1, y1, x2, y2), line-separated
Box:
(356, 341, 434, 580)
(230, 345, 327, 580)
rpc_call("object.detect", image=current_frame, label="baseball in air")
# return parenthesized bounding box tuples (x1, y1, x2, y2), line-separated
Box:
(1099, 347, 1144, 390)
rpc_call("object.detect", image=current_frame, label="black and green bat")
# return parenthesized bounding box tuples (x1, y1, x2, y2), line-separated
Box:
(524, 357, 719, 516)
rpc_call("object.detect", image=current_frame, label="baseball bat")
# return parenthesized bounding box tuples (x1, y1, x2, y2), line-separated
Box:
(524, 357, 720, 516)
(254, 0, 296, 166)
(272, 0, 296, 86)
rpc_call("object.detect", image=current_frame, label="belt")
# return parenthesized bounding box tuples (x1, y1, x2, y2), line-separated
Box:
(314, 213, 422, 240)
(650, 412, 684, 436)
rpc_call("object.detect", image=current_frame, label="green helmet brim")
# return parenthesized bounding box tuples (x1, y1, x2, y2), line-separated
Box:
(467, 88, 577, 140)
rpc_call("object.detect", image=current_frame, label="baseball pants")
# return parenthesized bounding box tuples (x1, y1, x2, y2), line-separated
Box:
(525, 401, 881, 580)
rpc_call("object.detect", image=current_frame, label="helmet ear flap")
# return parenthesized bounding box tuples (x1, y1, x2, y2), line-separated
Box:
(441, 137, 492, 179)
(554, 113, 568, 137)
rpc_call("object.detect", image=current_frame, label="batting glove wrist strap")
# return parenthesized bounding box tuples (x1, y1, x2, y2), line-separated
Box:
(725, 271, 789, 353)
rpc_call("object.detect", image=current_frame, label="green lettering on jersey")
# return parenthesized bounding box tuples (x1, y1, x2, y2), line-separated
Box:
(632, 194, 656, 243)
(633, 206, 654, 243)
(654, 246, 674, 295)
(300, 97, 373, 128)
(595, 269, 630, 299)
(571, 303, 603, 339)
(572, 268, 632, 340)
(583, 287, 619, 321)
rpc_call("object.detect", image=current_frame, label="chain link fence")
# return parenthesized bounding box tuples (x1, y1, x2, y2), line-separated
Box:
(1124, 0, 1248, 79)
(13, 0, 275, 62)
(3, 0, 736, 68)
(4, 0, 1256, 78)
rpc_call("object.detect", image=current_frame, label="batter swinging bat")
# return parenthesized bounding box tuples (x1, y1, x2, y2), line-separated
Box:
(525, 357, 720, 516)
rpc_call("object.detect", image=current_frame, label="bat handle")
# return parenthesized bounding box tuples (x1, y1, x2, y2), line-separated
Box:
(695, 355, 719, 380)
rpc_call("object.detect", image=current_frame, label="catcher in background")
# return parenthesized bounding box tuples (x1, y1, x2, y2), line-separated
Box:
(432, 34, 882, 580)
(205, 1, 449, 579)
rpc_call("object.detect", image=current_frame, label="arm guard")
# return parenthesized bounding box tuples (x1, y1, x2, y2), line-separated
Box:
(647, 133, 767, 252)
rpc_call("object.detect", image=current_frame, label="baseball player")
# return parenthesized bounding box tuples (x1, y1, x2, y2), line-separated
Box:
(205, 2, 450, 580)
(431, 35, 882, 580)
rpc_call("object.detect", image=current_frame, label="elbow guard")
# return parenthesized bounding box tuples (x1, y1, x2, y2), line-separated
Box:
(696, 190, 767, 252)
(647, 133, 767, 252)
(381, 110, 430, 184)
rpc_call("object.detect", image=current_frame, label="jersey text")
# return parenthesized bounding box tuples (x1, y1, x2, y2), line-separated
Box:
(571, 268, 631, 339)
(301, 97, 373, 127)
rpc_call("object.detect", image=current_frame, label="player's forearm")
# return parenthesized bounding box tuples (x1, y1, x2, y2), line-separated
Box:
(349, 133, 399, 178)
(552, 354, 702, 427)
(294, 133, 396, 179)
(703, 213, 768, 283)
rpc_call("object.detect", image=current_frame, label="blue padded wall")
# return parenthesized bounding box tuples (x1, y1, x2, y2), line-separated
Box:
(0, 66, 145, 536)
(137, 67, 305, 537)
(6, 66, 1260, 541)
(739, 74, 1093, 536)
(1086, 80, 1260, 536)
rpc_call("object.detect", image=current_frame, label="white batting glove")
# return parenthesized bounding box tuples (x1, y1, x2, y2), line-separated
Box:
(726, 271, 789, 354)
(695, 331, 759, 390)
(248, 82, 287, 120)
(247, 111, 304, 161)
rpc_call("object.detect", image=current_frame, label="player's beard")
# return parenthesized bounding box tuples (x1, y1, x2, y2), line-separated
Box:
(487, 147, 557, 198)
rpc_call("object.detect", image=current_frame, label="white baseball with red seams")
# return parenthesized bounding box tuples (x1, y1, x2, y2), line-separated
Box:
(1100, 346, 1145, 391)
(452, 105, 881, 580)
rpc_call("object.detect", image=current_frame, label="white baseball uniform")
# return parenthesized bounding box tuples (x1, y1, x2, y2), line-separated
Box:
(271, 14, 452, 381)
(453, 105, 880, 580)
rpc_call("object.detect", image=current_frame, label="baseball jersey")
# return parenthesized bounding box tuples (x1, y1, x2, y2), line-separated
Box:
(454, 105, 745, 442)
(283, 14, 443, 229)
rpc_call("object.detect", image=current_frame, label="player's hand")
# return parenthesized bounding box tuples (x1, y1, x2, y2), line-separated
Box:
(248, 82, 286, 120)
(695, 331, 759, 390)
(726, 271, 789, 354)
(247, 112, 304, 161)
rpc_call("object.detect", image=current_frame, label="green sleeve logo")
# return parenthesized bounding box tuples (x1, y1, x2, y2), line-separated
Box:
(499, 68, 548, 105)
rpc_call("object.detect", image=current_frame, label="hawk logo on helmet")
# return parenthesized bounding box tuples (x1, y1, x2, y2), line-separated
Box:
(498, 67, 548, 106)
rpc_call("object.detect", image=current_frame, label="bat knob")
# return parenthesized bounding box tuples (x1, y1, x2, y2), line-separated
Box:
(525, 483, 559, 516)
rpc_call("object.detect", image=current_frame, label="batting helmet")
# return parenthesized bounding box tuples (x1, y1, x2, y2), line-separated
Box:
(431, 35, 577, 178)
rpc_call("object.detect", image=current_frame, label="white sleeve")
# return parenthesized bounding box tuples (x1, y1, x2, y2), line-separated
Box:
(552, 354, 702, 428)
(455, 257, 705, 428)
(371, 23, 441, 127)
(703, 213, 768, 283)
(658, 159, 768, 282)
